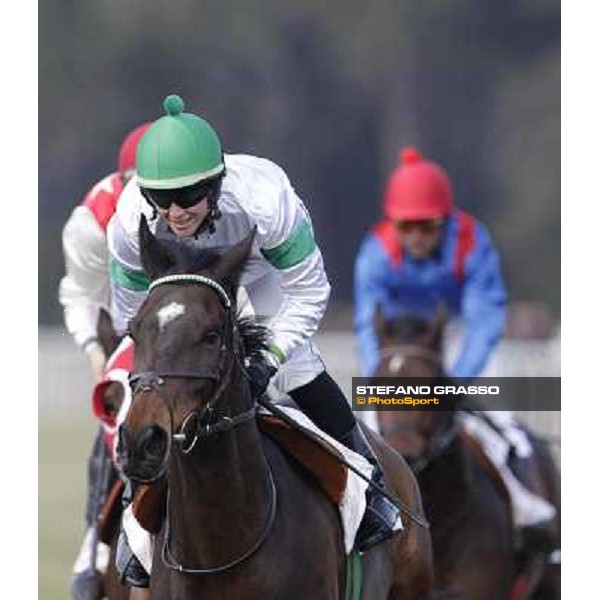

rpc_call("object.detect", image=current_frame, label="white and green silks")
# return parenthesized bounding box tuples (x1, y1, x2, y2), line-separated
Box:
(107, 154, 329, 392)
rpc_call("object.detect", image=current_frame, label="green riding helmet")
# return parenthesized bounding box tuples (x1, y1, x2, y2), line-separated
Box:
(136, 94, 225, 190)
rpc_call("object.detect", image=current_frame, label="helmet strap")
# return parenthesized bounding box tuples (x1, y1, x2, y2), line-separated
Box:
(194, 173, 224, 238)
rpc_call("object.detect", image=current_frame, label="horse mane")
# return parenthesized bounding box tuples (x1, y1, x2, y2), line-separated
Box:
(236, 316, 270, 361)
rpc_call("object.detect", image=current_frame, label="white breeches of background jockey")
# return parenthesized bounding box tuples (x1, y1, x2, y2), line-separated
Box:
(459, 410, 556, 527)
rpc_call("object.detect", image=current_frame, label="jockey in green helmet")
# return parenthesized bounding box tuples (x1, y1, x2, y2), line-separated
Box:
(108, 95, 401, 590)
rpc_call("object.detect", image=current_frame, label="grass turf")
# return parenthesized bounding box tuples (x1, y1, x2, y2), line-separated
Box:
(39, 418, 97, 599)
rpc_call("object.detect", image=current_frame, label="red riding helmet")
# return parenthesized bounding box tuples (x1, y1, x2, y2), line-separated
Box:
(118, 123, 152, 174)
(383, 147, 453, 220)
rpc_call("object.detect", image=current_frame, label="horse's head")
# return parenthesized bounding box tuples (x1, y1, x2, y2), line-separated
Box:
(116, 216, 261, 483)
(373, 305, 445, 378)
(373, 307, 459, 471)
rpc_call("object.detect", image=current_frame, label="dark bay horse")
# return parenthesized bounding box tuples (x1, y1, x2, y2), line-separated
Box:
(372, 310, 560, 600)
(114, 219, 433, 599)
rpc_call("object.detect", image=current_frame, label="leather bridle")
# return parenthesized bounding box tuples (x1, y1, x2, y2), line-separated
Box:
(127, 274, 257, 471)
(378, 343, 458, 475)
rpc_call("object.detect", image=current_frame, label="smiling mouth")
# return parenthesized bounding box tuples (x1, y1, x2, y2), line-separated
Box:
(171, 218, 194, 226)
(170, 219, 197, 233)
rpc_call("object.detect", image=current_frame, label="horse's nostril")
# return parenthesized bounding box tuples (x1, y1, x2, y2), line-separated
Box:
(405, 454, 420, 468)
(136, 425, 169, 461)
(118, 424, 170, 482)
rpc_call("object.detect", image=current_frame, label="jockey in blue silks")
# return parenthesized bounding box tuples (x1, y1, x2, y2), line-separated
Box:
(353, 147, 557, 555)
(354, 147, 506, 379)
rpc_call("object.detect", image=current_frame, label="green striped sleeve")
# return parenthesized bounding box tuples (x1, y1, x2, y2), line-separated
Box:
(267, 342, 287, 364)
(260, 219, 317, 270)
(109, 257, 151, 292)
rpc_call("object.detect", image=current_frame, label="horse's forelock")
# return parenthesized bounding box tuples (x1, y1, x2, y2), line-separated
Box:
(386, 315, 430, 345)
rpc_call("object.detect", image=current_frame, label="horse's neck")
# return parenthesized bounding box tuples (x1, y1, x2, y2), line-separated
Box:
(419, 433, 473, 543)
(166, 382, 272, 567)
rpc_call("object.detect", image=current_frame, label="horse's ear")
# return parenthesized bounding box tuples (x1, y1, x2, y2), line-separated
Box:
(423, 303, 446, 350)
(213, 227, 256, 291)
(139, 215, 176, 280)
(96, 308, 120, 357)
(373, 304, 388, 343)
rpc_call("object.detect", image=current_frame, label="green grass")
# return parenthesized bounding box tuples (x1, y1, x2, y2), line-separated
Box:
(39, 418, 97, 599)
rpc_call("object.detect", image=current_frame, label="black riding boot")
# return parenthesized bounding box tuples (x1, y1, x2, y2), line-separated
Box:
(70, 428, 115, 600)
(289, 372, 401, 553)
(338, 424, 402, 552)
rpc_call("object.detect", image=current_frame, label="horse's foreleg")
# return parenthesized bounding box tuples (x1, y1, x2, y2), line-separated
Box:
(389, 523, 434, 600)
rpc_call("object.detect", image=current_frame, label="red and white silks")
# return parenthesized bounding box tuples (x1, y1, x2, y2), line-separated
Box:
(91, 336, 135, 459)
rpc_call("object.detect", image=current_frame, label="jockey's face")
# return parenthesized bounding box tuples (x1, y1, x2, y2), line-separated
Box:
(141, 175, 223, 238)
(157, 198, 210, 238)
(396, 218, 444, 260)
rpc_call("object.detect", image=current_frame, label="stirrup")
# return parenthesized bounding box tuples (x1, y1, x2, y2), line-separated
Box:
(356, 489, 401, 552)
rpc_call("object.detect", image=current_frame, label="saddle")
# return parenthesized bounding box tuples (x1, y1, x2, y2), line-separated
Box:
(98, 412, 349, 539)
(257, 412, 348, 504)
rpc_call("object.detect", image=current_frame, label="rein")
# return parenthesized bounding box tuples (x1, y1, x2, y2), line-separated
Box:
(404, 421, 458, 476)
(162, 459, 278, 574)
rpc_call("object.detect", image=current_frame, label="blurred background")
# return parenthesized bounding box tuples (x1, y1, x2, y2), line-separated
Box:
(39, 0, 560, 597)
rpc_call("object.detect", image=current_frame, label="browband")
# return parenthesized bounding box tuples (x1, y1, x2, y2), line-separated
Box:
(148, 274, 232, 309)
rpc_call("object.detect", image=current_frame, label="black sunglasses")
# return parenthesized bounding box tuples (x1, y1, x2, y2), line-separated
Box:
(140, 176, 222, 210)
(396, 219, 444, 234)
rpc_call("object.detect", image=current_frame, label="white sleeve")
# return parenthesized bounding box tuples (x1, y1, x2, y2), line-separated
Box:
(58, 207, 110, 348)
(106, 182, 151, 335)
(246, 160, 330, 361)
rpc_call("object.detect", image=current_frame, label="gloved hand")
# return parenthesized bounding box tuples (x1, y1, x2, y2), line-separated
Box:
(246, 354, 279, 398)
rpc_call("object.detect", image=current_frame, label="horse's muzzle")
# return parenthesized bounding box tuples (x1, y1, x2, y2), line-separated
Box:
(117, 423, 171, 483)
